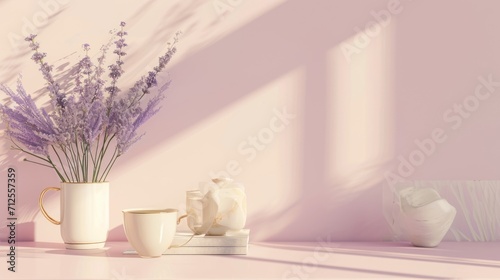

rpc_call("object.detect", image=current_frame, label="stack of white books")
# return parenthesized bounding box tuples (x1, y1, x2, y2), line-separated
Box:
(123, 229, 249, 255)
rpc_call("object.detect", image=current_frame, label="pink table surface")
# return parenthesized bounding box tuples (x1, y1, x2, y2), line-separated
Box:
(1, 241, 499, 279)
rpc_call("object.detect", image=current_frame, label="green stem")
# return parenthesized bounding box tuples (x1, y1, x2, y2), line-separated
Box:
(94, 133, 108, 181)
(100, 148, 119, 182)
(11, 142, 66, 182)
(82, 142, 90, 182)
(94, 133, 115, 181)
(23, 158, 53, 168)
(79, 141, 85, 181)
(74, 136, 82, 180)
(67, 143, 80, 181)
(45, 156, 66, 182)
(52, 145, 72, 182)
(91, 135, 101, 181)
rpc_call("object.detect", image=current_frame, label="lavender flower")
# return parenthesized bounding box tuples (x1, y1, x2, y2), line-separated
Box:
(0, 79, 58, 156)
(1, 23, 179, 182)
(25, 34, 66, 110)
(145, 71, 157, 88)
(105, 23, 128, 105)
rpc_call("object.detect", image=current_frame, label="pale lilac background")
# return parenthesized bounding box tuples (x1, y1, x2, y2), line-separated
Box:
(0, 0, 499, 243)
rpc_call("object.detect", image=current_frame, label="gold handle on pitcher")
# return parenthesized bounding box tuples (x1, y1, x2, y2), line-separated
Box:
(39, 187, 61, 225)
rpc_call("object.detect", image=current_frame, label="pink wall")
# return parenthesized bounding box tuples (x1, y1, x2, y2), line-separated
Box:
(1, 0, 500, 243)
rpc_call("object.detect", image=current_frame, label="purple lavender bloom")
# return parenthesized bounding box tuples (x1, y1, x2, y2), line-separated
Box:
(31, 52, 46, 62)
(105, 22, 128, 109)
(108, 64, 123, 79)
(134, 92, 163, 127)
(25, 35, 66, 110)
(116, 32, 128, 38)
(0, 80, 58, 155)
(83, 101, 104, 143)
(25, 34, 37, 41)
(1, 22, 179, 182)
(145, 71, 157, 88)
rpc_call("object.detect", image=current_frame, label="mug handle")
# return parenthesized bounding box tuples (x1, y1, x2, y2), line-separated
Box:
(39, 187, 61, 225)
(172, 214, 194, 248)
(177, 214, 187, 225)
(173, 214, 216, 248)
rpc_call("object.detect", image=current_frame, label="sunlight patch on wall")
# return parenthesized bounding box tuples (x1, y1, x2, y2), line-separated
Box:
(326, 23, 395, 191)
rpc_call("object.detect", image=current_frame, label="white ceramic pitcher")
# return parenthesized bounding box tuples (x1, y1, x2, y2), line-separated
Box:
(39, 182, 109, 249)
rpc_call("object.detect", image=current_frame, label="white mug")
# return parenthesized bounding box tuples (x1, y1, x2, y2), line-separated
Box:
(122, 208, 179, 258)
(39, 182, 109, 249)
